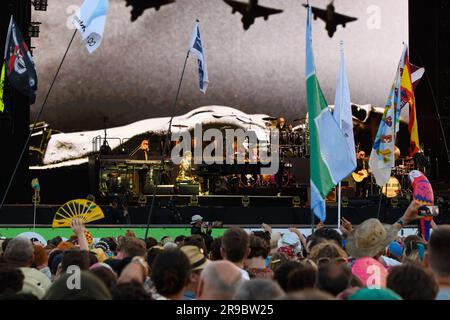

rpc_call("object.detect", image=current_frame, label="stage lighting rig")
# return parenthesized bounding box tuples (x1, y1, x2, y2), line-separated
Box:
(28, 22, 41, 37)
(32, 0, 48, 11)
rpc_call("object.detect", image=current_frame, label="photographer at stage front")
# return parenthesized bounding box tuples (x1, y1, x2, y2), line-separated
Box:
(190, 214, 213, 251)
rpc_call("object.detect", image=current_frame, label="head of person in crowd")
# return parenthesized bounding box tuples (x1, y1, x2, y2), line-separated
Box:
(352, 257, 388, 288)
(314, 227, 343, 248)
(4, 237, 34, 268)
(278, 231, 302, 257)
(110, 281, 152, 300)
(347, 288, 402, 300)
(180, 245, 210, 300)
(426, 226, 450, 300)
(245, 235, 273, 279)
(145, 237, 158, 250)
(303, 235, 326, 258)
(47, 236, 63, 249)
(100, 237, 118, 255)
(268, 252, 290, 272)
(0, 267, 24, 295)
(402, 235, 427, 264)
(309, 241, 348, 265)
(190, 214, 203, 229)
(285, 259, 317, 292)
(234, 279, 284, 300)
(116, 237, 147, 260)
(44, 271, 112, 300)
(151, 248, 191, 300)
(32, 244, 49, 270)
(209, 236, 223, 261)
(197, 260, 243, 300)
(345, 218, 398, 261)
(184, 235, 207, 255)
(61, 249, 90, 273)
(317, 260, 352, 296)
(146, 246, 163, 276)
(89, 263, 118, 290)
(221, 227, 250, 269)
(387, 263, 438, 300)
(56, 241, 75, 251)
(274, 261, 306, 292)
(175, 235, 186, 246)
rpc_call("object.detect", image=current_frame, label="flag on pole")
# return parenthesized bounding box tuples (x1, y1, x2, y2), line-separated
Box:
(3, 16, 38, 104)
(0, 62, 5, 112)
(369, 45, 406, 187)
(333, 41, 357, 170)
(72, 0, 109, 54)
(399, 61, 424, 127)
(410, 63, 425, 90)
(399, 49, 420, 156)
(305, 7, 355, 222)
(188, 20, 209, 93)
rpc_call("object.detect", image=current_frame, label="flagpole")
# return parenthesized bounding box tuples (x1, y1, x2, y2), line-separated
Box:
(0, 30, 77, 212)
(337, 40, 344, 230)
(144, 50, 190, 240)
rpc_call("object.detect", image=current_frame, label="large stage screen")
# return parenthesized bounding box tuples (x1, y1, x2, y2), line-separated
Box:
(31, 0, 408, 132)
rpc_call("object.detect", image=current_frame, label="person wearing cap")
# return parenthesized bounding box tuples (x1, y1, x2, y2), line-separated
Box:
(341, 200, 422, 267)
(180, 245, 210, 300)
(190, 214, 213, 251)
(4, 237, 52, 299)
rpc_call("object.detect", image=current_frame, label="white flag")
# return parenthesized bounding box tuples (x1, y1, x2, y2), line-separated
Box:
(333, 41, 357, 172)
(369, 45, 406, 187)
(72, 0, 109, 54)
(188, 20, 209, 93)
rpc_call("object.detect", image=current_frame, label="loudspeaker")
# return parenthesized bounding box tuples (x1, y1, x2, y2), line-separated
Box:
(176, 183, 199, 195)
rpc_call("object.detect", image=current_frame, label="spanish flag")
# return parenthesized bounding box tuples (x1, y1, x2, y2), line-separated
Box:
(400, 49, 420, 156)
(0, 62, 5, 112)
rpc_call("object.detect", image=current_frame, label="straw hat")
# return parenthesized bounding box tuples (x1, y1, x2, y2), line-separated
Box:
(180, 245, 210, 271)
(345, 218, 398, 259)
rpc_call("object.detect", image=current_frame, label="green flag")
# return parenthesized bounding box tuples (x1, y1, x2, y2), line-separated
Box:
(305, 6, 355, 221)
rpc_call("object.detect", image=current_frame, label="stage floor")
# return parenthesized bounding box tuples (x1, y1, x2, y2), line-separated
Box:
(0, 194, 420, 226)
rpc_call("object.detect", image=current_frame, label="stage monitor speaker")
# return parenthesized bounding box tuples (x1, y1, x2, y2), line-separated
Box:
(177, 183, 199, 195)
(143, 185, 174, 195)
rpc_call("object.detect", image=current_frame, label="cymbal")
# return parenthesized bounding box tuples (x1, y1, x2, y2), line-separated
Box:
(262, 116, 277, 121)
(293, 118, 307, 122)
(172, 124, 188, 128)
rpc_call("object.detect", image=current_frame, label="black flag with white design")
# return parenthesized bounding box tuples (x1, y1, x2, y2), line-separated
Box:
(3, 16, 38, 103)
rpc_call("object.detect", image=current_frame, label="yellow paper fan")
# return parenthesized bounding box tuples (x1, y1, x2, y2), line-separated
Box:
(52, 199, 104, 228)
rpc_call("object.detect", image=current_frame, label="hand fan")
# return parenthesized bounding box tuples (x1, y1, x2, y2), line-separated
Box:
(52, 199, 104, 228)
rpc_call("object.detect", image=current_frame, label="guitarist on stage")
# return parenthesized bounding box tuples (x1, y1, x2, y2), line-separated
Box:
(353, 151, 369, 198)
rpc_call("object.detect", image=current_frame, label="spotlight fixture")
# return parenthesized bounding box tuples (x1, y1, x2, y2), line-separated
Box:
(28, 22, 41, 38)
(32, 0, 48, 11)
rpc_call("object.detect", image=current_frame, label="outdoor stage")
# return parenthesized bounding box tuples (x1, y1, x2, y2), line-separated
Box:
(1, 193, 449, 227)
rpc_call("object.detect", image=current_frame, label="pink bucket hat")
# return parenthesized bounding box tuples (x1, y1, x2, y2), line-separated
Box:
(352, 257, 388, 288)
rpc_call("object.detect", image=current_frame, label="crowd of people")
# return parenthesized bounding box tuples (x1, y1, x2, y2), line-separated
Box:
(0, 200, 449, 300)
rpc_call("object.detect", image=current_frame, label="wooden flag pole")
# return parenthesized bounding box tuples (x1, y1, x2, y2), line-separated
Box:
(0, 30, 77, 212)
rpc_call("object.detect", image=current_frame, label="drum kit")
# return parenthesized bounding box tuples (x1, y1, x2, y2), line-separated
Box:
(262, 117, 310, 159)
